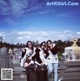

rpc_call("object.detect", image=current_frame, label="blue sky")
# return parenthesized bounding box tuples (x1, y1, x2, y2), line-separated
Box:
(0, 0, 80, 43)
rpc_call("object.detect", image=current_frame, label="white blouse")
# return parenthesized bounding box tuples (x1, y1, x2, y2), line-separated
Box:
(47, 50, 58, 63)
(39, 49, 48, 65)
(20, 47, 36, 66)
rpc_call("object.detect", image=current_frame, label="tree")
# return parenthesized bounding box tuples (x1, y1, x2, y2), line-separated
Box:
(36, 40, 39, 45)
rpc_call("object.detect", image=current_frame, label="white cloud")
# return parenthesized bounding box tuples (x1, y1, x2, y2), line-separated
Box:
(1, 30, 80, 44)
(76, 32, 80, 35)
(62, 30, 72, 33)
(10, 0, 28, 16)
(17, 30, 78, 43)
(0, 0, 49, 16)
(0, 31, 5, 36)
(18, 31, 33, 35)
(0, 0, 10, 15)
(17, 36, 23, 40)
(0, 0, 28, 16)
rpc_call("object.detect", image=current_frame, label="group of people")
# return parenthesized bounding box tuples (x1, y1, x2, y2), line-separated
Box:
(20, 40, 59, 81)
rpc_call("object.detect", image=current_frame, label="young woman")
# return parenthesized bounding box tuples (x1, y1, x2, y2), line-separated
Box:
(20, 48, 26, 78)
(22, 41, 36, 81)
(40, 42, 49, 65)
(32, 43, 48, 81)
(47, 40, 59, 81)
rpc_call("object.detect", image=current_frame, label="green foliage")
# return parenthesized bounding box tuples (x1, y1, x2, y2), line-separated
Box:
(0, 38, 80, 52)
(57, 52, 62, 61)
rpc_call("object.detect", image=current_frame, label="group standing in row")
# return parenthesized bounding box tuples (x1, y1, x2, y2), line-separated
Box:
(20, 40, 59, 81)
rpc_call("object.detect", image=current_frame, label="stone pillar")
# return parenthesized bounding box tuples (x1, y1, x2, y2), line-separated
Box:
(0, 47, 9, 69)
(0, 47, 13, 72)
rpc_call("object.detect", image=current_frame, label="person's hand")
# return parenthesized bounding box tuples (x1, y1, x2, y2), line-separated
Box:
(24, 62, 29, 67)
(28, 57, 32, 60)
(44, 53, 46, 57)
(40, 63, 44, 66)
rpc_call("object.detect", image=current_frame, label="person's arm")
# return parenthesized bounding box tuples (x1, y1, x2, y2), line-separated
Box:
(39, 51, 46, 65)
(28, 47, 36, 60)
(51, 46, 58, 55)
(20, 50, 27, 67)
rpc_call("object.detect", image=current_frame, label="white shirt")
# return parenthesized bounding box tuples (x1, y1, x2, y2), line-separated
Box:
(47, 50, 58, 63)
(39, 49, 47, 65)
(20, 47, 36, 66)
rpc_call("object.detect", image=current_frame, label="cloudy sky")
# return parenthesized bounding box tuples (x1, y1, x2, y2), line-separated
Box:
(0, 0, 80, 44)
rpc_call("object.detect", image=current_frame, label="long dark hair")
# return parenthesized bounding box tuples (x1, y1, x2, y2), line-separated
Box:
(47, 40, 52, 50)
(32, 47, 42, 64)
(40, 43, 49, 58)
(47, 40, 52, 44)
(26, 41, 34, 52)
(47, 40, 58, 55)
(50, 45, 58, 55)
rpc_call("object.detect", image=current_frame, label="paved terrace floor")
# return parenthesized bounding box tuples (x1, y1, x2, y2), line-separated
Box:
(0, 54, 80, 81)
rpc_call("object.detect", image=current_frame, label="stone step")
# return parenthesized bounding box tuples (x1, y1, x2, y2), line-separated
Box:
(62, 79, 80, 81)
(65, 68, 80, 72)
(58, 61, 67, 70)
(66, 61, 80, 67)
(49, 76, 80, 81)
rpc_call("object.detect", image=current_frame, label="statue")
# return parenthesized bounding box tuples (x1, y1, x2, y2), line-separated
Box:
(62, 38, 80, 61)
(71, 38, 80, 60)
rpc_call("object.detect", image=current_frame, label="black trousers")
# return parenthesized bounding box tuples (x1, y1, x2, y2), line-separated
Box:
(25, 64, 48, 81)
(36, 65, 48, 81)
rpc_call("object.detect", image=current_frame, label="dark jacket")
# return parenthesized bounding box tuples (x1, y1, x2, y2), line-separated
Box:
(32, 48, 42, 64)
(50, 46, 58, 55)
(43, 49, 49, 58)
